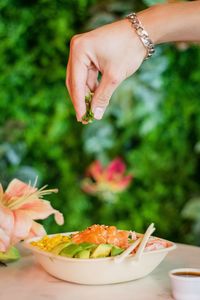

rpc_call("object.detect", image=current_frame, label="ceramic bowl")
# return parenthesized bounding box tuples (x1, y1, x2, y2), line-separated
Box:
(169, 268, 200, 300)
(24, 233, 176, 285)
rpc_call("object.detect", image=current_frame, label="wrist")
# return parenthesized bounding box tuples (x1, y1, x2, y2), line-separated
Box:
(126, 13, 155, 60)
(137, 4, 168, 45)
(138, 1, 200, 45)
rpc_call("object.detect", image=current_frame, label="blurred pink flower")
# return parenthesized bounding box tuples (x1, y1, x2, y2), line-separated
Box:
(81, 158, 132, 199)
(0, 178, 64, 252)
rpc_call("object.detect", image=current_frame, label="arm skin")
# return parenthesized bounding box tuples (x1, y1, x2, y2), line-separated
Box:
(139, 1, 200, 44)
(66, 1, 200, 122)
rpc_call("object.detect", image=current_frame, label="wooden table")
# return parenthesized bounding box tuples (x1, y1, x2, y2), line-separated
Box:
(0, 244, 199, 300)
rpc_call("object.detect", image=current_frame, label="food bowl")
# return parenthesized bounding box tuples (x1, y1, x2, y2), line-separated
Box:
(24, 232, 176, 285)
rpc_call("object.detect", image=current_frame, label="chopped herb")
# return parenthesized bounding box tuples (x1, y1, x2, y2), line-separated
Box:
(82, 92, 94, 123)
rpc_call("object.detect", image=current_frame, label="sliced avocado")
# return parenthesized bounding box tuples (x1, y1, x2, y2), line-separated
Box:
(75, 249, 91, 259)
(51, 242, 72, 255)
(79, 242, 96, 251)
(90, 244, 112, 258)
(111, 246, 124, 256)
(0, 247, 20, 262)
(60, 243, 83, 258)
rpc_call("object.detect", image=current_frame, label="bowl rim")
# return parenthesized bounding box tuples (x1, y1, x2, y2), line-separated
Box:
(169, 268, 200, 281)
(23, 232, 176, 263)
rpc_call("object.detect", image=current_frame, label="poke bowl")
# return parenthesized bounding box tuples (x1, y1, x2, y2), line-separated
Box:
(23, 224, 176, 285)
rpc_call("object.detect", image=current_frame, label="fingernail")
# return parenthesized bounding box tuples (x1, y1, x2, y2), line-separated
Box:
(76, 112, 85, 122)
(94, 107, 104, 120)
(76, 115, 82, 122)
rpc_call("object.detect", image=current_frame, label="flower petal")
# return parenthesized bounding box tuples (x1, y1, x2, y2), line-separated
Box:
(4, 179, 36, 203)
(29, 221, 46, 238)
(81, 179, 98, 195)
(108, 175, 132, 192)
(0, 203, 14, 236)
(54, 211, 64, 225)
(87, 161, 103, 181)
(0, 228, 10, 252)
(116, 175, 132, 191)
(0, 183, 4, 203)
(20, 200, 64, 225)
(105, 158, 126, 181)
(12, 210, 33, 243)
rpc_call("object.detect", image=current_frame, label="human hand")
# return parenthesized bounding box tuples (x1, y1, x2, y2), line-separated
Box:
(66, 0, 200, 122)
(66, 19, 147, 122)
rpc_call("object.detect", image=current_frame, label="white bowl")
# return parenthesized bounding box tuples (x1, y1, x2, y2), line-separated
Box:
(169, 268, 200, 300)
(24, 233, 176, 285)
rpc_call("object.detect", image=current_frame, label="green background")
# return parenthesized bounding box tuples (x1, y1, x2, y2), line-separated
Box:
(1, 0, 200, 245)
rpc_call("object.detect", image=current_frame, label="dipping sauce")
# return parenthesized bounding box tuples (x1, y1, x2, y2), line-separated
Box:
(172, 271, 200, 278)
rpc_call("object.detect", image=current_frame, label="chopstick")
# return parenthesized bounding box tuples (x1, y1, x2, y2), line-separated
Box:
(114, 237, 142, 263)
(114, 223, 155, 264)
(133, 223, 155, 261)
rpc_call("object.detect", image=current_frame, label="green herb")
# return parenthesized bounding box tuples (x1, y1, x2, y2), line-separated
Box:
(82, 93, 94, 123)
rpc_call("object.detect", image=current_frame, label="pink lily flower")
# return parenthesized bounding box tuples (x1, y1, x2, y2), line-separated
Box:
(0, 178, 64, 252)
(81, 158, 132, 197)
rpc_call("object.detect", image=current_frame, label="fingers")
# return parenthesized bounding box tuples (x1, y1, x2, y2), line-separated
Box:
(66, 36, 89, 121)
(91, 71, 121, 120)
(66, 34, 122, 122)
(70, 61, 88, 121)
(86, 66, 99, 92)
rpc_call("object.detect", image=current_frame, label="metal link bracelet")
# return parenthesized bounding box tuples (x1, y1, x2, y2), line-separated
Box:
(126, 12, 155, 60)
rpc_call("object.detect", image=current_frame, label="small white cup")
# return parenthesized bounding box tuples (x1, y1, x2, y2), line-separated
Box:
(169, 268, 200, 300)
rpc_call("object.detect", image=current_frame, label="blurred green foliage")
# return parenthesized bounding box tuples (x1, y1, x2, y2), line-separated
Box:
(0, 0, 200, 245)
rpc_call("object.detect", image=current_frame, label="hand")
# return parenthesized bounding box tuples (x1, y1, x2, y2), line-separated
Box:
(66, 19, 146, 122)
(66, 0, 200, 122)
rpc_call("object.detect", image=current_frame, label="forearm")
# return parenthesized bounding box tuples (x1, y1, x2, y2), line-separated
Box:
(139, 1, 200, 44)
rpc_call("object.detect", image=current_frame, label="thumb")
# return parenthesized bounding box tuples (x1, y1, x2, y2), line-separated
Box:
(91, 72, 121, 120)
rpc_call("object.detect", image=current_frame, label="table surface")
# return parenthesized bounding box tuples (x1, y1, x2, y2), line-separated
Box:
(0, 243, 199, 300)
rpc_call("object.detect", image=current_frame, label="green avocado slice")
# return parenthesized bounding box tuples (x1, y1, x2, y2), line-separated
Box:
(90, 244, 112, 258)
(60, 243, 83, 258)
(74, 243, 96, 258)
(111, 246, 124, 256)
(79, 242, 96, 250)
(0, 247, 20, 263)
(75, 249, 91, 259)
(55, 242, 124, 259)
(51, 242, 72, 255)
